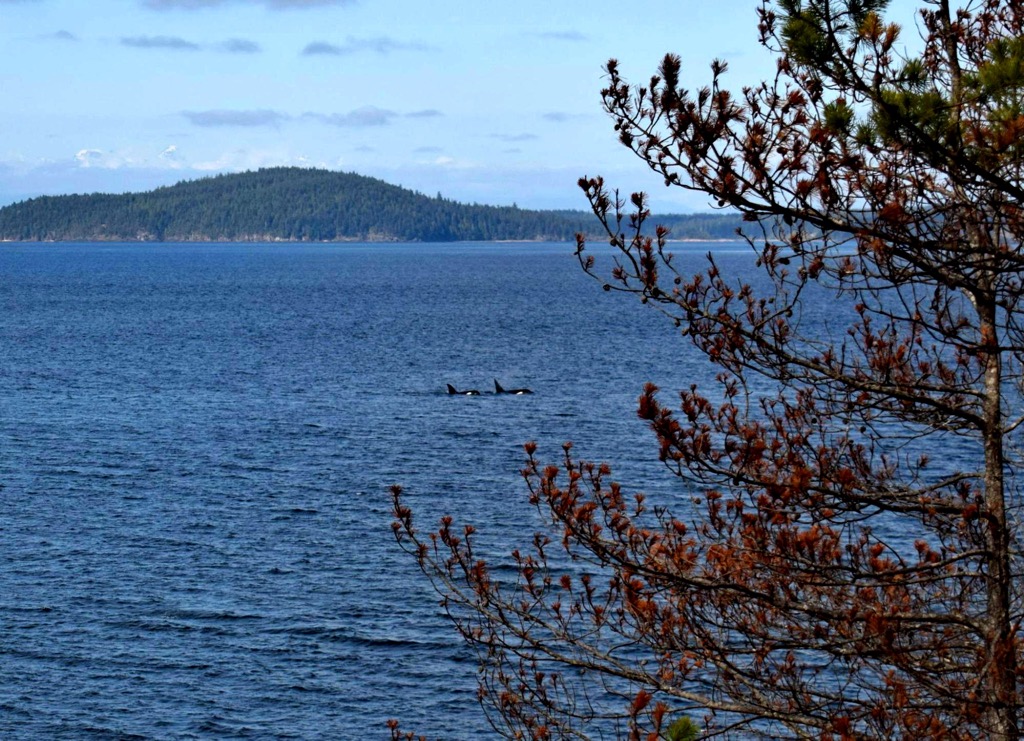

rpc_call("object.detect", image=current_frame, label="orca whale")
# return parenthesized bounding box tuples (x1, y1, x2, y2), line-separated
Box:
(494, 379, 533, 395)
(447, 384, 481, 396)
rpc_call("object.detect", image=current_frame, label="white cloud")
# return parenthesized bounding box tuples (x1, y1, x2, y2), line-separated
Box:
(191, 148, 310, 172)
(74, 148, 151, 170)
(75, 149, 107, 168)
(425, 155, 483, 171)
(159, 145, 184, 168)
(69, 144, 250, 173)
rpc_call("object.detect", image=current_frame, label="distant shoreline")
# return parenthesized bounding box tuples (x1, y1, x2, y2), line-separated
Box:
(1, 237, 749, 245)
(0, 168, 746, 244)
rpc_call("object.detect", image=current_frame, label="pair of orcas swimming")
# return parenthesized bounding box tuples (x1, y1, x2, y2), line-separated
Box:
(447, 379, 533, 396)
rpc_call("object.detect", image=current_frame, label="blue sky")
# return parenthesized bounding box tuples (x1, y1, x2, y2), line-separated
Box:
(0, 0, 872, 212)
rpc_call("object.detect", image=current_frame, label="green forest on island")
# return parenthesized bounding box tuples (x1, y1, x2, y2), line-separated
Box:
(0, 167, 743, 243)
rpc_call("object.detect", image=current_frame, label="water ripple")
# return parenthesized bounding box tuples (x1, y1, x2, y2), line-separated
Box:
(1, 241, 725, 739)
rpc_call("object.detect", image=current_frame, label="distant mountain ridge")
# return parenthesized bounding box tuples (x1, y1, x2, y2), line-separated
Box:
(0, 167, 743, 243)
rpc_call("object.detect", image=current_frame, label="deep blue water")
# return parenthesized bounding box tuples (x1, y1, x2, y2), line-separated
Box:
(1, 241, 747, 740)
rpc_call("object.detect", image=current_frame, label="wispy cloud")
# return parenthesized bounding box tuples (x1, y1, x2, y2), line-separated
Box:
(121, 35, 261, 52)
(535, 30, 588, 42)
(144, 0, 355, 9)
(121, 35, 201, 50)
(406, 109, 443, 119)
(491, 133, 539, 143)
(304, 106, 397, 127)
(180, 106, 421, 128)
(300, 41, 342, 56)
(542, 112, 586, 123)
(217, 38, 261, 53)
(301, 36, 433, 56)
(183, 109, 288, 127)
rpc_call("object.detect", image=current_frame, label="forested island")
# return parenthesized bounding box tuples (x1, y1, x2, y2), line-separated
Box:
(0, 167, 742, 243)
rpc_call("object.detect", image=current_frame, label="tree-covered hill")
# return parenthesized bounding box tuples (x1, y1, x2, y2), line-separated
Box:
(0, 167, 743, 242)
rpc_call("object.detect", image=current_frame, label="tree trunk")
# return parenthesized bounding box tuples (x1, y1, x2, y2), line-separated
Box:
(980, 297, 1018, 739)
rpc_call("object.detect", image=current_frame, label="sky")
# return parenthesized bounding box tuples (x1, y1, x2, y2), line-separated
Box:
(0, 0, 915, 213)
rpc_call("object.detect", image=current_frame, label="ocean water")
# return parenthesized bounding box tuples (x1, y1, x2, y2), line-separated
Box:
(3, 241, 750, 739)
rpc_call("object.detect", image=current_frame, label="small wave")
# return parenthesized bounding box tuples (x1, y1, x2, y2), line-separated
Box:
(0, 701, 31, 718)
(218, 462, 277, 474)
(0, 605, 54, 614)
(109, 618, 232, 636)
(287, 683, 332, 694)
(78, 726, 149, 741)
(161, 608, 263, 621)
(350, 633, 448, 649)
(266, 623, 450, 650)
(443, 429, 502, 439)
(266, 624, 332, 637)
(197, 717, 257, 736)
